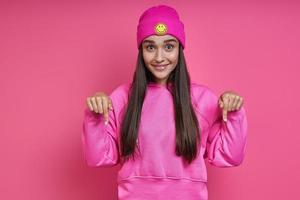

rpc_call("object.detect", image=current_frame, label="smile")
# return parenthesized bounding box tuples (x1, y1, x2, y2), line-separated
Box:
(152, 64, 169, 71)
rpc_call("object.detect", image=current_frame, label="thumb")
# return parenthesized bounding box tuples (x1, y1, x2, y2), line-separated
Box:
(221, 96, 229, 122)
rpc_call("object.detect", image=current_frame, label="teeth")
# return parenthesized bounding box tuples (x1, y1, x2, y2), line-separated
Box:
(155, 65, 167, 70)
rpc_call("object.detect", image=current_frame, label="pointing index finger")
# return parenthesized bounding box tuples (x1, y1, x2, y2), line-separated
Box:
(222, 96, 229, 122)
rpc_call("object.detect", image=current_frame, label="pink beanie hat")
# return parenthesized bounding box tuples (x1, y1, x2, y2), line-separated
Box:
(136, 5, 185, 49)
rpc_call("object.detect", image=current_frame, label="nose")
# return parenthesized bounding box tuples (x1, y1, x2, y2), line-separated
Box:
(154, 47, 165, 63)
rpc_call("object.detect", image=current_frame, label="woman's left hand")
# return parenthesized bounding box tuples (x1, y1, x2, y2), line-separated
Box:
(218, 91, 244, 122)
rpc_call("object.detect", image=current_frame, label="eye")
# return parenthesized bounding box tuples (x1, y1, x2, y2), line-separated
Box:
(146, 44, 155, 51)
(165, 44, 174, 50)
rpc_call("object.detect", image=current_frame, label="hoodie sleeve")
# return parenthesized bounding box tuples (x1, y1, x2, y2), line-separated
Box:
(81, 84, 128, 167)
(81, 107, 119, 167)
(202, 87, 248, 167)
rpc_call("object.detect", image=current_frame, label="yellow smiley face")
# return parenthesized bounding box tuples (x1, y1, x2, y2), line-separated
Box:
(154, 23, 168, 35)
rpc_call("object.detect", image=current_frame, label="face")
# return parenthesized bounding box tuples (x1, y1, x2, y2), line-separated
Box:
(142, 34, 179, 85)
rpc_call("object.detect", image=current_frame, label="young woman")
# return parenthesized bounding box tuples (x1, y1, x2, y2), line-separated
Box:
(82, 4, 247, 200)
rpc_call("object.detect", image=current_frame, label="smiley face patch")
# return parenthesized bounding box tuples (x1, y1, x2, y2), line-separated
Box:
(154, 23, 168, 35)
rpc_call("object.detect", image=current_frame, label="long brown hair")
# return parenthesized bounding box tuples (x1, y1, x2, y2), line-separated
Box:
(120, 44, 201, 165)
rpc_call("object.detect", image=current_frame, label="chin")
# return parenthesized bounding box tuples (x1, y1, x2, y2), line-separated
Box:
(153, 75, 170, 82)
(147, 66, 173, 81)
(152, 72, 169, 78)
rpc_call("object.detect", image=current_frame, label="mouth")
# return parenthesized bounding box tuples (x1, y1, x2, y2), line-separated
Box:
(152, 64, 169, 71)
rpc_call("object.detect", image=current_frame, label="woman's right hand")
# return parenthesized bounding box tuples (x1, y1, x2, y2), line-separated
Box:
(86, 92, 113, 124)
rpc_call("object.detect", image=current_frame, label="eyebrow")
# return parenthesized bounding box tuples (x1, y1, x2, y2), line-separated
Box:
(142, 39, 178, 44)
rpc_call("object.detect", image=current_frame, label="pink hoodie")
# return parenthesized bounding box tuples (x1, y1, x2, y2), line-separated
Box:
(82, 80, 248, 200)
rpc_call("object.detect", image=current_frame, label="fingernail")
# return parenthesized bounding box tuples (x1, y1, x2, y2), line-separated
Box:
(105, 121, 108, 125)
(223, 118, 227, 122)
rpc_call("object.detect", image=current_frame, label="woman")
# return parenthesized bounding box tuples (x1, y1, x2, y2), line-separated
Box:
(82, 4, 247, 200)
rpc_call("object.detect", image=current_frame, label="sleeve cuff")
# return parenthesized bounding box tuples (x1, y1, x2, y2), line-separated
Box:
(226, 106, 246, 121)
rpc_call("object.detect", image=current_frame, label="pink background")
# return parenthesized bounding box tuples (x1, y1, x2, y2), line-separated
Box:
(1, 0, 299, 199)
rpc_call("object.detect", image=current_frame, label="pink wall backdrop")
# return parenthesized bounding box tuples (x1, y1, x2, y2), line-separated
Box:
(1, 0, 299, 199)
